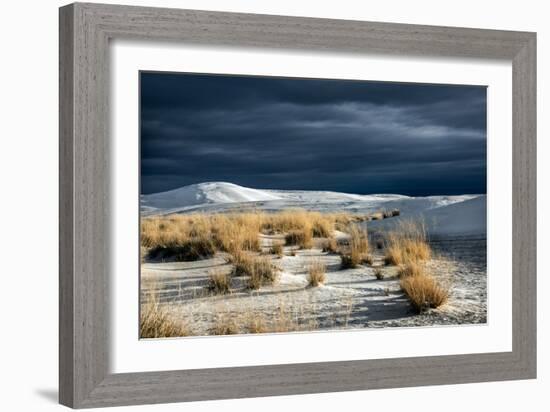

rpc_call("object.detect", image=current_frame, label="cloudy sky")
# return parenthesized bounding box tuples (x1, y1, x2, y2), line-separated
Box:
(140, 72, 486, 196)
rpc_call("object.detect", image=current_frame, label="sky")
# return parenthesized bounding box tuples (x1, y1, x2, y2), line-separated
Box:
(140, 72, 486, 196)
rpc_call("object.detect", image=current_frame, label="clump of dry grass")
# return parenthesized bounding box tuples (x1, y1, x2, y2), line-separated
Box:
(142, 210, 368, 262)
(321, 237, 339, 253)
(140, 295, 191, 338)
(362, 255, 374, 265)
(349, 225, 369, 254)
(206, 269, 232, 295)
(270, 242, 284, 257)
(383, 209, 401, 219)
(247, 258, 279, 290)
(261, 209, 328, 238)
(285, 229, 313, 249)
(397, 261, 424, 278)
(148, 236, 216, 262)
(307, 260, 327, 287)
(400, 274, 449, 313)
(211, 213, 261, 253)
(371, 212, 384, 221)
(340, 254, 360, 269)
(247, 315, 267, 334)
(229, 252, 279, 289)
(384, 220, 431, 266)
(340, 225, 369, 269)
(227, 249, 253, 276)
(211, 315, 239, 335)
(227, 253, 279, 290)
(311, 215, 333, 238)
(374, 268, 384, 280)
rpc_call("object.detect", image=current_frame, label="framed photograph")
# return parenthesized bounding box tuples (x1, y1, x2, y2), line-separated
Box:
(59, 2, 536, 408)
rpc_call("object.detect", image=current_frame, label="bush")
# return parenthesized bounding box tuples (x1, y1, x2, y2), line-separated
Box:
(321, 237, 339, 253)
(340, 225, 369, 269)
(229, 255, 279, 290)
(211, 316, 239, 335)
(307, 260, 327, 287)
(285, 229, 313, 249)
(384, 220, 431, 266)
(397, 261, 424, 278)
(385, 239, 431, 266)
(247, 316, 267, 334)
(340, 253, 361, 269)
(247, 260, 279, 289)
(206, 270, 232, 295)
(400, 274, 449, 313)
(383, 209, 401, 219)
(270, 243, 284, 257)
(374, 268, 384, 280)
(362, 255, 374, 265)
(147, 236, 216, 261)
(311, 216, 333, 238)
(140, 297, 191, 338)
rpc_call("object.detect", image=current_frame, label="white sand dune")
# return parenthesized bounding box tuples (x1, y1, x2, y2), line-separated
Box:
(141, 182, 282, 211)
(367, 195, 487, 237)
(141, 181, 486, 237)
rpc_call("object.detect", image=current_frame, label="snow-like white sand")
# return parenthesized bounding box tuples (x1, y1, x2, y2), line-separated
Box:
(368, 195, 487, 237)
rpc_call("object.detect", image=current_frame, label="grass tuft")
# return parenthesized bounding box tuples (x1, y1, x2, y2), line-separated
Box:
(285, 229, 313, 249)
(400, 274, 449, 313)
(270, 242, 284, 257)
(339, 225, 369, 269)
(321, 237, 339, 253)
(340, 253, 361, 269)
(140, 295, 192, 338)
(229, 254, 280, 290)
(147, 236, 216, 262)
(384, 220, 431, 266)
(307, 260, 327, 287)
(211, 315, 239, 335)
(362, 255, 374, 266)
(206, 269, 232, 295)
(397, 261, 425, 278)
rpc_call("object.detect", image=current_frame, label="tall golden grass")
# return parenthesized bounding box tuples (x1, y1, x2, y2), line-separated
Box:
(206, 269, 232, 295)
(140, 294, 192, 338)
(321, 236, 338, 253)
(397, 261, 424, 278)
(340, 225, 369, 269)
(400, 273, 449, 312)
(211, 315, 239, 335)
(307, 259, 327, 287)
(246, 256, 280, 290)
(269, 242, 284, 257)
(141, 210, 365, 261)
(395, 252, 449, 312)
(384, 220, 431, 266)
(227, 251, 279, 289)
(285, 229, 313, 249)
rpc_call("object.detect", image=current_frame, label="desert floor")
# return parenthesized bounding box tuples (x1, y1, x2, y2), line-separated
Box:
(141, 233, 486, 336)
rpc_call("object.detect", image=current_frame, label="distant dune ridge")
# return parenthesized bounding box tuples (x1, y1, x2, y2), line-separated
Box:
(141, 182, 486, 237)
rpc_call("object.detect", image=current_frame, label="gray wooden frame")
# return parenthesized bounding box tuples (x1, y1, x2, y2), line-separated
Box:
(59, 2, 536, 408)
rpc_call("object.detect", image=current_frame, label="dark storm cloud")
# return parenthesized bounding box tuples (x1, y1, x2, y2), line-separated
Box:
(140, 72, 486, 196)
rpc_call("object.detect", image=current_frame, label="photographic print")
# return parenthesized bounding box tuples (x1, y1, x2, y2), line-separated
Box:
(139, 72, 487, 338)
